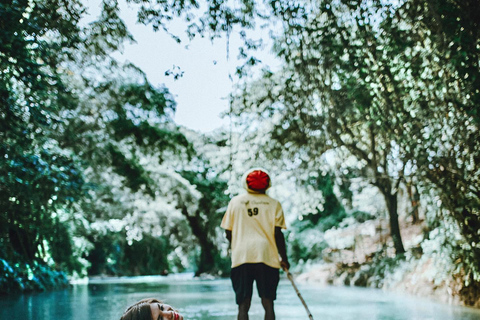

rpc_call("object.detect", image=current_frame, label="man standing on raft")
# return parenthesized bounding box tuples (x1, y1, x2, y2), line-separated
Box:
(221, 168, 290, 320)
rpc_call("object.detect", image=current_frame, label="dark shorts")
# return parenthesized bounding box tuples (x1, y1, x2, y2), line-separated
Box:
(230, 263, 280, 304)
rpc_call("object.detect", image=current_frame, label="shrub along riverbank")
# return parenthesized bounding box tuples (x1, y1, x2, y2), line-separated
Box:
(1, 258, 69, 294)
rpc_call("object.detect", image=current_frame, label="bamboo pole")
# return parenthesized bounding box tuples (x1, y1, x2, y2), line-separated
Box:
(285, 270, 314, 320)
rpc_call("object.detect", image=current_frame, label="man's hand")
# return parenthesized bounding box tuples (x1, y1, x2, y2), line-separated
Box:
(280, 260, 290, 272)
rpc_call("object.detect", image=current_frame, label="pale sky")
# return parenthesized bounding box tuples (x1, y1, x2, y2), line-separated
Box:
(97, 1, 279, 133)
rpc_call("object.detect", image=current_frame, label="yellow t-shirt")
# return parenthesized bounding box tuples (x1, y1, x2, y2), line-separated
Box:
(221, 192, 287, 269)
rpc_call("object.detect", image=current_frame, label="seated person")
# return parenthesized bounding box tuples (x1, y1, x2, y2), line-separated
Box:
(120, 298, 183, 320)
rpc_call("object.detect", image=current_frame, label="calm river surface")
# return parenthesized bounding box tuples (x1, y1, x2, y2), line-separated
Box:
(2, 274, 480, 320)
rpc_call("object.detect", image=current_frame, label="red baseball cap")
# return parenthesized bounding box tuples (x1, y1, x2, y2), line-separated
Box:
(246, 170, 270, 191)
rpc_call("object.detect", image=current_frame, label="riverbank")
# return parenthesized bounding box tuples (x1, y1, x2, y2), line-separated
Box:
(295, 218, 480, 308)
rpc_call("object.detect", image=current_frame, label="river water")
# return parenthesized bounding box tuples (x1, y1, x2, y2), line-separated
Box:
(2, 274, 480, 320)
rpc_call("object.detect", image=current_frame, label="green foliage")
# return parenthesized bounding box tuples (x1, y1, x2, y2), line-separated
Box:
(298, 172, 346, 231)
(47, 218, 84, 274)
(345, 251, 405, 288)
(107, 143, 156, 195)
(351, 210, 376, 224)
(288, 229, 328, 264)
(0, 0, 87, 275)
(119, 234, 171, 276)
(131, 0, 259, 39)
(84, 229, 171, 277)
(0, 258, 69, 294)
(87, 0, 134, 56)
(0, 144, 84, 267)
(85, 231, 118, 276)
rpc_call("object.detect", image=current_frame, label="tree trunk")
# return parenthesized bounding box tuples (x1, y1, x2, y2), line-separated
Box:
(383, 191, 406, 255)
(181, 207, 217, 276)
(406, 181, 420, 224)
(374, 176, 406, 255)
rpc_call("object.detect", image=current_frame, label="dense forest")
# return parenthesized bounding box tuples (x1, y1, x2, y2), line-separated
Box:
(1, 0, 479, 308)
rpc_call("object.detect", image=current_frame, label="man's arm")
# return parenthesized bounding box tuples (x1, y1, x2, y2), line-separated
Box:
(275, 227, 290, 271)
(225, 229, 232, 244)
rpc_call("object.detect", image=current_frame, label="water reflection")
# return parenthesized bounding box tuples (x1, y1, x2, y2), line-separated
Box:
(2, 275, 480, 320)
